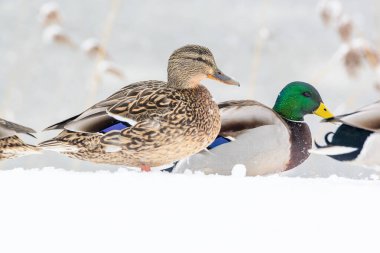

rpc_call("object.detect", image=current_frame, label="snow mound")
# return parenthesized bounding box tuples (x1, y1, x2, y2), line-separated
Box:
(0, 168, 379, 253)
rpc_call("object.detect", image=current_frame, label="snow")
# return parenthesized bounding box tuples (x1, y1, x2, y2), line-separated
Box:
(1, 168, 380, 253)
(231, 164, 247, 177)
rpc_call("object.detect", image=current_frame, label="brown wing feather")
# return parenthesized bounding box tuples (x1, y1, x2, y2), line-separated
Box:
(107, 86, 180, 123)
(44, 80, 169, 133)
(101, 119, 167, 151)
(87, 81, 163, 111)
(101, 90, 189, 148)
(100, 85, 213, 154)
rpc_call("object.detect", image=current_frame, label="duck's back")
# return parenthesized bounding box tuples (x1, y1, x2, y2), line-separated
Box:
(331, 101, 380, 132)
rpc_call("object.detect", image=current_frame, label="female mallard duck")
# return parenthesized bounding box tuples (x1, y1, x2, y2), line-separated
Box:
(0, 118, 39, 160)
(172, 81, 333, 176)
(40, 44, 239, 171)
(311, 101, 380, 169)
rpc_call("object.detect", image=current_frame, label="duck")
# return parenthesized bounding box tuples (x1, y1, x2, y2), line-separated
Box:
(172, 81, 333, 176)
(39, 44, 239, 171)
(0, 118, 39, 160)
(310, 101, 380, 169)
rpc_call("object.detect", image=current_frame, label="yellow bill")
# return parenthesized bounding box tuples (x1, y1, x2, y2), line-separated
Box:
(313, 102, 334, 119)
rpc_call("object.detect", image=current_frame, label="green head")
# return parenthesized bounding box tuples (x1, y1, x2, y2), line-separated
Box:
(273, 81, 333, 121)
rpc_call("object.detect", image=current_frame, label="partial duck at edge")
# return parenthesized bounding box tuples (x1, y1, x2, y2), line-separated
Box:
(0, 118, 39, 161)
(311, 100, 380, 169)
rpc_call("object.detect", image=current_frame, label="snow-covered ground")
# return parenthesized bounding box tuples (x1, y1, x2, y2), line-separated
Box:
(1, 168, 380, 253)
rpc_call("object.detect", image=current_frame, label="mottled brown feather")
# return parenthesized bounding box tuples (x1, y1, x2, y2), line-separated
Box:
(0, 118, 39, 160)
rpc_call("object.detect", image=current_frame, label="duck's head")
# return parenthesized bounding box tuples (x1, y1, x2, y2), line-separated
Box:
(167, 44, 239, 89)
(273, 81, 334, 121)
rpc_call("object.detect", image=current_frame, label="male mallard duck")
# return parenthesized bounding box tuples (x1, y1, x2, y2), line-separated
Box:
(40, 44, 239, 171)
(0, 118, 39, 160)
(310, 101, 380, 169)
(172, 81, 333, 176)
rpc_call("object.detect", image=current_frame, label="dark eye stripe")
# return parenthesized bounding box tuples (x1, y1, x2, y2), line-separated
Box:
(182, 56, 213, 67)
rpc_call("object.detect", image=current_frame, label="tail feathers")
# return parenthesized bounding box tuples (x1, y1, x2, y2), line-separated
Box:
(309, 146, 358, 156)
(26, 133, 37, 138)
(44, 114, 80, 131)
(2, 145, 42, 157)
(39, 139, 79, 153)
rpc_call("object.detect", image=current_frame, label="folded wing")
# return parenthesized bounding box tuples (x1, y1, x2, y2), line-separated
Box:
(0, 118, 36, 139)
(218, 100, 286, 137)
(44, 81, 175, 134)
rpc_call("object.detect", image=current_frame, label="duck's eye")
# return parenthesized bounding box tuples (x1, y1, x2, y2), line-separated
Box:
(302, 91, 311, 97)
(197, 57, 203, 61)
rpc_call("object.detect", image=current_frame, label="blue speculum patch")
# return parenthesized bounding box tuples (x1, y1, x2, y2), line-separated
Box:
(207, 135, 231, 149)
(100, 122, 131, 133)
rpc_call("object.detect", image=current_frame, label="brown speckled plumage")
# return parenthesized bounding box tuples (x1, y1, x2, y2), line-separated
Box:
(40, 45, 238, 168)
(0, 118, 39, 161)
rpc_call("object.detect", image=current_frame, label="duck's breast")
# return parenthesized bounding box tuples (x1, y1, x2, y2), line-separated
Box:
(182, 85, 220, 144)
(284, 120, 312, 170)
